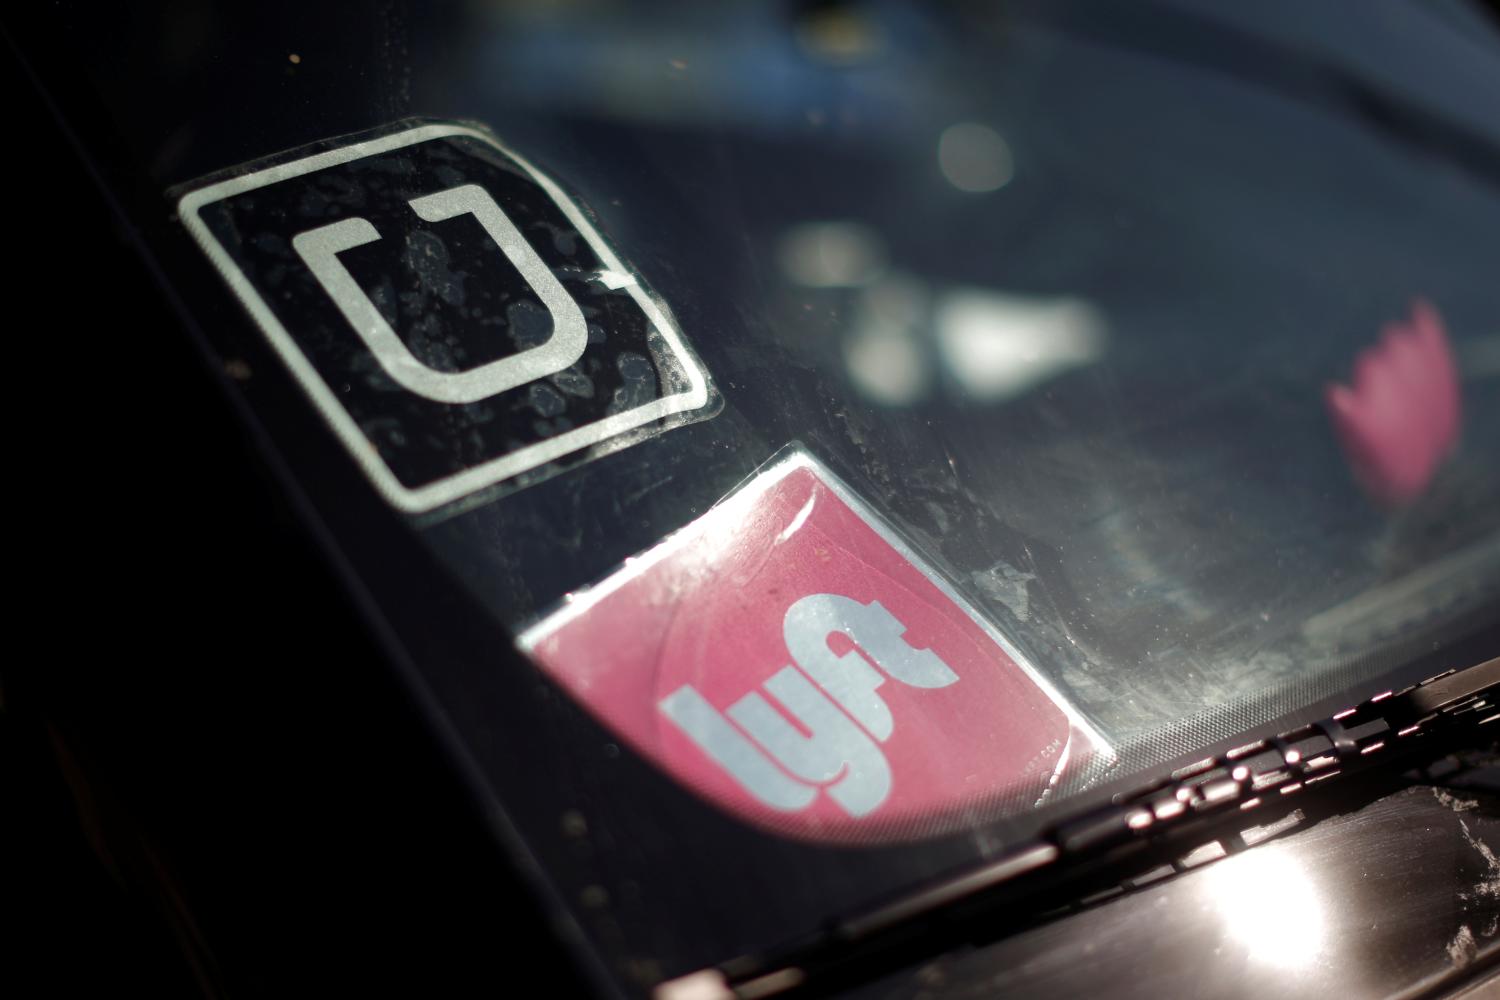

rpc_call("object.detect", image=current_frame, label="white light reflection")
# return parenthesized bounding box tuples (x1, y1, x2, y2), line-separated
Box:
(934, 289, 1105, 402)
(777, 222, 887, 288)
(845, 330, 927, 406)
(938, 123, 1014, 193)
(1202, 846, 1326, 970)
(844, 275, 931, 406)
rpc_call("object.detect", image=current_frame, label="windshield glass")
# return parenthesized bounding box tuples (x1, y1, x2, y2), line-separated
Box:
(36, 0, 1500, 987)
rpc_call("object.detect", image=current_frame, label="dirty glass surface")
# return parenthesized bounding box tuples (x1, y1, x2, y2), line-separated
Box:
(414, 0, 1500, 753)
(35, 0, 1500, 988)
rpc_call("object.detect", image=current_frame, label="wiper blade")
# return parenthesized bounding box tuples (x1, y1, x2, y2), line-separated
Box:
(1408, 655, 1500, 717)
(659, 656, 1500, 1000)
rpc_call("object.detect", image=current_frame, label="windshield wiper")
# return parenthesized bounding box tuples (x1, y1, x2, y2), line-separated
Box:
(658, 655, 1500, 1000)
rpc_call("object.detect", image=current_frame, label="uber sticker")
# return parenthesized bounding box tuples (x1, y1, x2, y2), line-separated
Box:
(177, 122, 713, 513)
(519, 449, 1107, 842)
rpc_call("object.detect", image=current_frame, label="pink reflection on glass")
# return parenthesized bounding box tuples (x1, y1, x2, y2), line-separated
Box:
(1325, 299, 1461, 507)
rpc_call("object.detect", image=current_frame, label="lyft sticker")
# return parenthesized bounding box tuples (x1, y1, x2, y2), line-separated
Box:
(520, 449, 1105, 842)
(176, 122, 713, 513)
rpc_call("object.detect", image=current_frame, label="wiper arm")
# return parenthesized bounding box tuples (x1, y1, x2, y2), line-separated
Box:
(659, 656, 1500, 1000)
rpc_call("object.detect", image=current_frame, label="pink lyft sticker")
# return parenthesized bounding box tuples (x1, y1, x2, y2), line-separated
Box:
(518, 450, 1103, 842)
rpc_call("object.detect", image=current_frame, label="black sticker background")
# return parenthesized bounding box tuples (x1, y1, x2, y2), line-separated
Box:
(197, 134, 694, 492)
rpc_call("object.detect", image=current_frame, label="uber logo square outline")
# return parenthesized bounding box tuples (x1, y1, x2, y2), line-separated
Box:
(177, 122, 713, 513)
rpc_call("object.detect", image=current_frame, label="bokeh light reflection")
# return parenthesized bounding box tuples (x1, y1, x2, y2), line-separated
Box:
(1203, 846, 1326, 970)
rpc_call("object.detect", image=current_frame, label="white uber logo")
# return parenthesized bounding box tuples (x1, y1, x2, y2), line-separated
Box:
(177, 123, 713, 513)
(658, 594, 959, 818)
(292, 184, 587, 404)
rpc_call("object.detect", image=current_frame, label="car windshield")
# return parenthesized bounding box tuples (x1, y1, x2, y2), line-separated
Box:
(39, 0, 1500, 988)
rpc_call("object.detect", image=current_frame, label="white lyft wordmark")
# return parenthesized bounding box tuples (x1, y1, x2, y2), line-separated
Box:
(658, 595, 958, 817)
